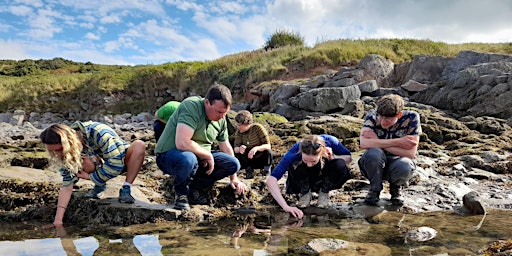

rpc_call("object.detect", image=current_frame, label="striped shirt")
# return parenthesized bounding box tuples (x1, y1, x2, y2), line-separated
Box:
(233, 123, 270, 150)
(60, 121, 129, 187)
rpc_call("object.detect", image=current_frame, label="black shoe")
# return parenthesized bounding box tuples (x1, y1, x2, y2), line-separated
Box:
(245, 167, 254, 179)
(390, 185, 404, 205)
(174, 195, 190, 210)
(364, 191, 380, 205)
(261, 166, 271, 176)
(189, 190, 209, 205)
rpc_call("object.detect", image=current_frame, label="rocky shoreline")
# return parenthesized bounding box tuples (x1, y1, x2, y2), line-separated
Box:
(1, 50, 511, 226)
(0, 106, 511, 226)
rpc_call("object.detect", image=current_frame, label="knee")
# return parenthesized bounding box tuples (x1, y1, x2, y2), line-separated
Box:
(180, 152, 199, 169)
(131, 140, 146, 154)
(390, 159, 415, 184)
(363, 148, 385, 160)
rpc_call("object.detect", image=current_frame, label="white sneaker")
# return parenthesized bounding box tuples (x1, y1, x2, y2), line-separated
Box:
(317, 191, 330, 208)
(298, 191, 312, 208)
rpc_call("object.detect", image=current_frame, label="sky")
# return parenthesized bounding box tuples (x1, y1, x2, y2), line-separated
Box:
(0, 0, 511, 66)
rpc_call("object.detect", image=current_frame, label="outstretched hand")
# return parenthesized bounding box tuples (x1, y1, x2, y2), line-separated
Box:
(283, 205, 304, 219)
(42, 222, 63, 230)
(230, 179, 247, 194)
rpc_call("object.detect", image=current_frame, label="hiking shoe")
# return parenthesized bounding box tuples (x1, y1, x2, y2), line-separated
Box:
(85, 185, 106, 199)
(364, 191, 380, 206)
(297, 191, 312, 208)
(174, 195, 190, 210)
(189, 189, 209, 205)
(390, 185, 404, 205)
(245, 167, 254, 179)
(118, 185, 135, 204)
(317, 191, 330, 208)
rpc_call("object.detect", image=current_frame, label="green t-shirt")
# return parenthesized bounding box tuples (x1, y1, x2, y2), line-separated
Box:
(155, 96, 228, 154)
(156, 101, 180, 122)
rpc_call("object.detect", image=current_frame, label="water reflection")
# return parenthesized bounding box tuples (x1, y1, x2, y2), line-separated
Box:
(0, 225, 163, 256)
(0, 209, 511, 255)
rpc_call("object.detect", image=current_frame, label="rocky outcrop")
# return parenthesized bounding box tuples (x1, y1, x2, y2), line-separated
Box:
(1, 50, 511, 226)
(248, 50, 512, 122)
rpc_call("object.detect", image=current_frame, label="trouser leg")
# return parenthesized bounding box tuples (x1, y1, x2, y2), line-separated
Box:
(358, 148, 386, 192)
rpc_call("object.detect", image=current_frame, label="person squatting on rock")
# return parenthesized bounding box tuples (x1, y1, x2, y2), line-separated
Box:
(358, 94, 421, 206)
(155, 83, 247, 210)
(39, 121, 146, 227)
(153, 100, 180, 143)
(233, 110, 275, 179)
(265, 134, 352, 219)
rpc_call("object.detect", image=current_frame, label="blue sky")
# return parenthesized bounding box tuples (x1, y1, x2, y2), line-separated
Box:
(0, 0, 511, 65)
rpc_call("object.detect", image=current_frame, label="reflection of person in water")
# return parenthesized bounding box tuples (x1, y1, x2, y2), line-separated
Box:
(56, 225, 81, 256)
(230, 213, 304, 255)
(231, 216, 272, 250)
(54, 225, 162, 255)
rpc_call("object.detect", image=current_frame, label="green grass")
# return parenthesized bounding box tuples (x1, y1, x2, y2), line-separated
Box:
(1, 38, 511, 116)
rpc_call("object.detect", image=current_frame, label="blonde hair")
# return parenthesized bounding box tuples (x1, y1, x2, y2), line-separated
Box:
(299, 135, 326, 168)
(40, 124, 83, 174)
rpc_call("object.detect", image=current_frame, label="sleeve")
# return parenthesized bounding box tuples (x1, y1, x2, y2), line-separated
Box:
(407, 111, 422, 136)
(271, 142, 301, 180)
(362, 109, 378, 129)
(324, 135, 351, 156)
(59, 167, 78, 187)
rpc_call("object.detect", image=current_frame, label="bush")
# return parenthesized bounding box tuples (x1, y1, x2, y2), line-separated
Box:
(263, 29, 305, 50)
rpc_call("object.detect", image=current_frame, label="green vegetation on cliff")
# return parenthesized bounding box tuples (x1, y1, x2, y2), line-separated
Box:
(1, 39, 511, 118)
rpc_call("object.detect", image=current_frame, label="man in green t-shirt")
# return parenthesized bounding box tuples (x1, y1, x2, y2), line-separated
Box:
(155, 83, 247, 210)
(153, 100, 180, 142)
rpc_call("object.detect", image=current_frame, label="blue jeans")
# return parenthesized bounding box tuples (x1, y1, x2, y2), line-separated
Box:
(358, 148, 415, 192)
(153, 120, 166, 143)
(156, 150, 240, 196)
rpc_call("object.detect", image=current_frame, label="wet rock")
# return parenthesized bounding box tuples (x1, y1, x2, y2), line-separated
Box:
(462, 191, 486, 215)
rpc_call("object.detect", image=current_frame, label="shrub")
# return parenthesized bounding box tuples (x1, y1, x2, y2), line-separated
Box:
(263, 29, 305, 50)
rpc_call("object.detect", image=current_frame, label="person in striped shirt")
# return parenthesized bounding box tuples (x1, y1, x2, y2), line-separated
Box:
(233, 110, 274, 179)
(40, 121, 146, 227)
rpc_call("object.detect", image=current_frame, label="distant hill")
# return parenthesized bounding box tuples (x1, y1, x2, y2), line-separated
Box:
(1, 39, 511, 119)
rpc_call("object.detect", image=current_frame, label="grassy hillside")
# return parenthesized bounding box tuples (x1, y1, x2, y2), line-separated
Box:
(1, 39, 511, 117)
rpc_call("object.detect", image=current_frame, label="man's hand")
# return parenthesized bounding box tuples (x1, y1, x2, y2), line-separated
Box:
(361, 129, 378, 139)
(398, 135, 419, 149)
(230, 179, 247, 194)
(204, 157, 215, 175)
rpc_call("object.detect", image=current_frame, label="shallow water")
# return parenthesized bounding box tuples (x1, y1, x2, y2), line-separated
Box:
(0, 209, 511, 256)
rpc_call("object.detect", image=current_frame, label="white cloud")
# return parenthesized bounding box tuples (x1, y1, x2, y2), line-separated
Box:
(0, 40, 31, 60)
(13, 0, 44, 8)
(1, 0, 511, 65)
(85, 32, 100, 40)
(100, 13, 123, 24)
(9, 5, 33, 16)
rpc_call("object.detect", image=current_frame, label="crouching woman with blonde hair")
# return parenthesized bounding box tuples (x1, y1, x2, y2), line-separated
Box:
(265, 134, 352, 219)
(40, 121, 146, 227)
